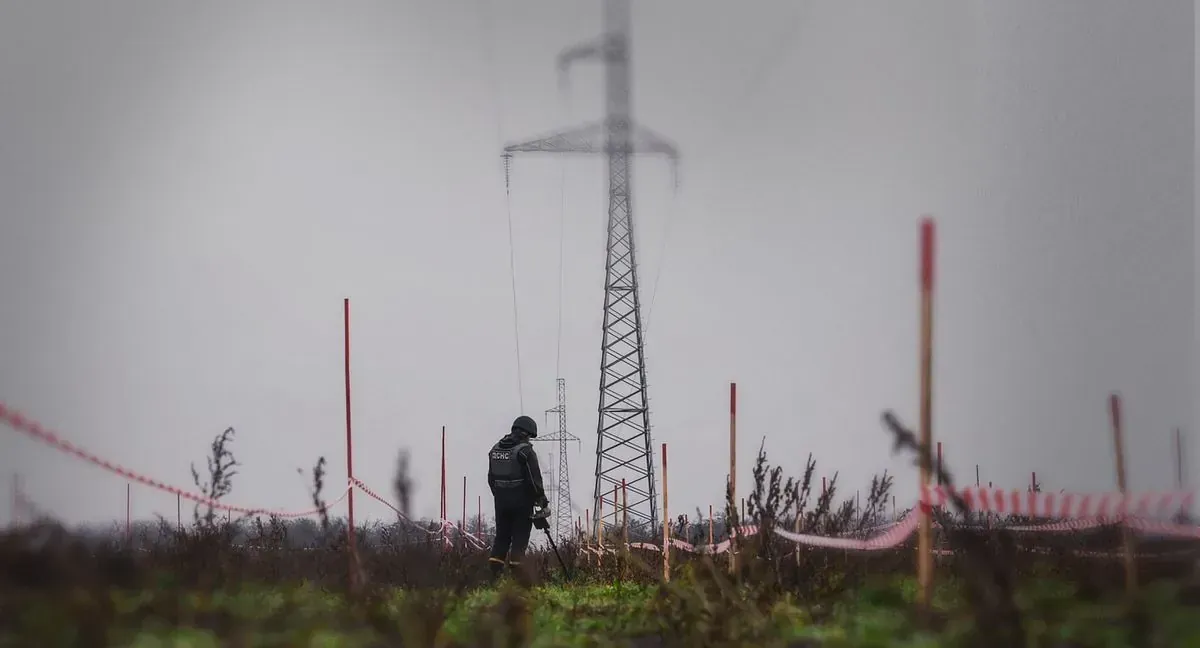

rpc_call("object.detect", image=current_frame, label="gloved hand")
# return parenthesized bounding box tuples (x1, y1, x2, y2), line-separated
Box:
(535, 495, 550, 509)
(531, 505, 551, 530)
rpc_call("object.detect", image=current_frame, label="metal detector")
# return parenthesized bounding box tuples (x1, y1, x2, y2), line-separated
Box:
(533, 507, 573, 581)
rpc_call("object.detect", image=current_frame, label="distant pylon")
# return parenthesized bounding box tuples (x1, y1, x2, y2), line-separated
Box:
(537, 378, 579, 542)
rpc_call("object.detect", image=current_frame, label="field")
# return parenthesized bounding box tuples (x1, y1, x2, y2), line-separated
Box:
(6, 575, 1199, 647)
(3, 421, 1199, 647)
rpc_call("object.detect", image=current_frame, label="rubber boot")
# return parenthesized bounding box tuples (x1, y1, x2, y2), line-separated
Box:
(488, 557, 505, 583)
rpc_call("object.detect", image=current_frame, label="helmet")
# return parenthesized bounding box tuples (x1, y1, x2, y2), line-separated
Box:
(512, 415, 538, 438)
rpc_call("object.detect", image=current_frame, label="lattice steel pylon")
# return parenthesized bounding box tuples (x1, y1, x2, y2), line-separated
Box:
(501, 0, 678, 536)
(536, 378, 579, 542)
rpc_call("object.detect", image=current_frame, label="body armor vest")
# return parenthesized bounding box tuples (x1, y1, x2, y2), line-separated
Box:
(489, 439, 530, 488)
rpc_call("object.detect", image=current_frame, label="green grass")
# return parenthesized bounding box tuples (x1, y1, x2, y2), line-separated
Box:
(7, 577, 1199, 647)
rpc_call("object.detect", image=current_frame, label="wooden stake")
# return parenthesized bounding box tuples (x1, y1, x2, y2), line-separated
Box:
(1175, 427, 1185, 489)
(987, 481, 993, 529)
(621, 479, 629, 545)
(1176, 428, 1190, 522)
(614, 482, 624, 568)
(729, 382, 737, 573)
(916, 217, 936, 611)
(1110, 393, 1137, 596)
(662, 443, 670, 582)
(11, 475, 19, 527)
(794, 506, 801, 566)
(343, 298, 358, 587)
(596, 498, 604, 567)
(708, 504, 714, 547)
(613, 484, 619, 542)
(440, 427, 446, 520)
(936, 442, 943, 485)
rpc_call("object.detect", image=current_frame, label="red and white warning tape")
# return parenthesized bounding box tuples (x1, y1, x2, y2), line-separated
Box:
(0, 401, 479, 547)
(4, 401, 1197, 556)
(586, 486, 1198, 556)
(350, 477, 489, 550)
(1, 403, 349, 518)
(921, 484, 1194, 521)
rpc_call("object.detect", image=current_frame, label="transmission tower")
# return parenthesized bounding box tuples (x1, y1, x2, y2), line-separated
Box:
(501, 0, 678, 535)
(536, 378, 580, 542)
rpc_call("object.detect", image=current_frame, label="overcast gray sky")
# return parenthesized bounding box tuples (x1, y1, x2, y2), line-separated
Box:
(0, 0, 1194, 528)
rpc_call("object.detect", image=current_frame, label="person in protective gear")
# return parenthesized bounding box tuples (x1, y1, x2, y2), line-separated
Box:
(486, 415, 549, 580)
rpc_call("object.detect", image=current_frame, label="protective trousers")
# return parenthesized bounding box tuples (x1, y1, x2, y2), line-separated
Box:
(488, 500, 534, 578)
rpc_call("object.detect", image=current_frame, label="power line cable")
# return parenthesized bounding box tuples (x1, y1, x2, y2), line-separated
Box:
(706, 5, 808, 152)
(647, 6, 805, 336)
(643, 183, 678, 336)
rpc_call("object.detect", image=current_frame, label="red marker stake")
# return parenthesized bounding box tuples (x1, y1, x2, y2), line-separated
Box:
(916, 217, 936, 612)
(1110, 393, 1136, 596)
(728, 382, 737, 574)
(343, 298, 358, 588)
